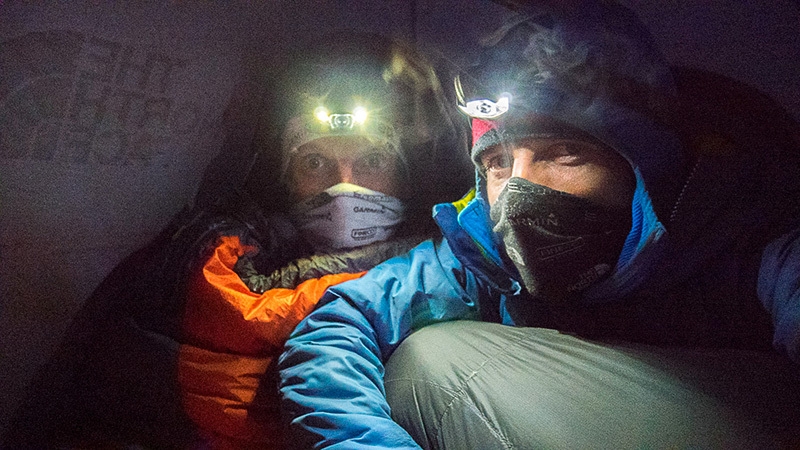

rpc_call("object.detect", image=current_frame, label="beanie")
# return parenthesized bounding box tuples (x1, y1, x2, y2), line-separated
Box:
(470, 116, 597, 168)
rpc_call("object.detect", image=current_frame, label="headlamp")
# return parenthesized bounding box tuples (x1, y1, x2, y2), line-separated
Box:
(458, 97, 510, 119)
(454, 74, 510, 120)
(313, 105, 369, 130)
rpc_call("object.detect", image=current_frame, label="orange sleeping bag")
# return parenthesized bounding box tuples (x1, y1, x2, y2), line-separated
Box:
(177, 235, 365, 448)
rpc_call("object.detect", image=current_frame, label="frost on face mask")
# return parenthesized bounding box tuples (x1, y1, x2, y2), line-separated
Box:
(490, 177, 630, 302)
(290, 183, 406, 252)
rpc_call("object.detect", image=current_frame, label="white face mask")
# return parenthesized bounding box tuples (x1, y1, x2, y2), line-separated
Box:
(290, 183, 406, 252)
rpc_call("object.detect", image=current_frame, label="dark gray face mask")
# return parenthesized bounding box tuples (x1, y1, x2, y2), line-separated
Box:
(490, 177, 631, 303)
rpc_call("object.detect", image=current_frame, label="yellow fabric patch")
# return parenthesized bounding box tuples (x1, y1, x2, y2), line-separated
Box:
(451, 188, 476, 214)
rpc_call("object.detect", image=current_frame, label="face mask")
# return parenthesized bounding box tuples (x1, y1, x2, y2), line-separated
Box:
(290, 183, 406, 252)
(490, 177, 631, 303)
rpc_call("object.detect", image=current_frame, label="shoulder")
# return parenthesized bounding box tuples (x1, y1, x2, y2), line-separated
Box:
(323, 237, 469, 306)
(760, 226, 800, 295)
(351, 238, 460, 284)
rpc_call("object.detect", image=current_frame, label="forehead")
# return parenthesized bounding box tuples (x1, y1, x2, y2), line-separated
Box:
(480, 136, 612, 156)
(294, 135, 387, 158)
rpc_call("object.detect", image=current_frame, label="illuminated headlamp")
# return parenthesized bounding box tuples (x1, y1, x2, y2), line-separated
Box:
(314, 106, 369, 130)
(458, 97, 510, 119)
(454, 74, 510, 119)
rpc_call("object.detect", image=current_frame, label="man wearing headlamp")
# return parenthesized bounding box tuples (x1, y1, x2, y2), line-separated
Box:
(167, 41, 427, 447)
(279, 97, 408, 252)
(279, 2, 800, 449)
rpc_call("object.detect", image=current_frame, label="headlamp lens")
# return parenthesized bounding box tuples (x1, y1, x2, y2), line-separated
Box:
(314, 106, 330, 123)
(352, 106, 368, 124)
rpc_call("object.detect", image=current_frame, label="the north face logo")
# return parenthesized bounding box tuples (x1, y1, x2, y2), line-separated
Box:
(1, 31, 215, 166)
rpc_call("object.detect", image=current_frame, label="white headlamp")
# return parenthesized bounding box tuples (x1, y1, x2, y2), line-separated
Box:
(458, 97, 510, 119)
(314, 106, 369, 130)
(454, 74, 510, 119)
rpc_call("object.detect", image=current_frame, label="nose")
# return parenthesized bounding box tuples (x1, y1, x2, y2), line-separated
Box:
(335, 159, 355, 185)
(510, 148, 537, 182)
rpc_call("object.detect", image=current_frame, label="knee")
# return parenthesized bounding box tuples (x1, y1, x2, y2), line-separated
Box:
(384, 321, 515, 450)
(385, 321, 497, 394)
(384, 323, 464, 440)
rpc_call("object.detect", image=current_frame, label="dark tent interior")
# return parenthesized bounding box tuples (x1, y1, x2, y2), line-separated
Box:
(2, 0, 800, 445)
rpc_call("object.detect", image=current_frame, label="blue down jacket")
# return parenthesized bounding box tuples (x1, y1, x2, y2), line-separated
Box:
(277, 173, 669, 449)
(278, 66, 800, 449)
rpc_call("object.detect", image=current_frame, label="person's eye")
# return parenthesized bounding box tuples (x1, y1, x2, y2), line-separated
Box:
(549, 142, 588, 165)
(300, 153, 328, 172)
(359, 152, 391, 171)
(482, 151, 512, 174)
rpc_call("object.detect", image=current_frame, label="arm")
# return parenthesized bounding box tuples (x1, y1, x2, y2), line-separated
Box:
(758, 226, 800, 364)
(279, 238, 481, 449)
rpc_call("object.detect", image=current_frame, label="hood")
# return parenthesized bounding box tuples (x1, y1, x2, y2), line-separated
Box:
(457, 1, 686, 216)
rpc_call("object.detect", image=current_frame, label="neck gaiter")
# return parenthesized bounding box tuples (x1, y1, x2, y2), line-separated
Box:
(490, 177, 631, 302)
(291, 183, 405, 252)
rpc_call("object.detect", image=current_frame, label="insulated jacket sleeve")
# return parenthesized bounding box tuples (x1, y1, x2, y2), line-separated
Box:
(279, 238, 482, 449)
(758, 226, 800, 365)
